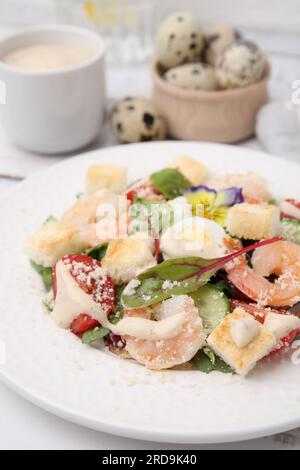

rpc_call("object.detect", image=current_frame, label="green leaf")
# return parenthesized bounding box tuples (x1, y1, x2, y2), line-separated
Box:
(109, 285, 125, 324)
(30, 260, 52, 289)
(280, 218, 300, 245)
(190, 284, 230, 333)
(86, 243, 108, 261)
(129, 199, 151, 235)
(44, 215, 57, 225)
(133, 195, 159, 208)
(82, 326, 110, 344)
(193, 349, 216, 374)
(122, 237, 282, 309)
(150, 168, 192, 200)
(268, 199, 278, 206)
(121, 257, 218, 309)
(138, 257, 214, 281)
(42, 268, 53, 289)
(115, 284, 126, 304)
(129, 197, 174, 237)
(193, 348, 234, 374)
(30, 259, 44, 275)
(109, 309, 124, 325)
(213, 279, 228, 292)
(42, 292, 54, 314)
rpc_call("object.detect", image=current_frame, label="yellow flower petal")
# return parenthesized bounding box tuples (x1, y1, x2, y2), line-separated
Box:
(186, 191, 216, 217)
(207, 207, 229, 226)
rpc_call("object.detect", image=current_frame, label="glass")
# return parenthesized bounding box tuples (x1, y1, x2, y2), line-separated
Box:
(55, 0, 154, 63)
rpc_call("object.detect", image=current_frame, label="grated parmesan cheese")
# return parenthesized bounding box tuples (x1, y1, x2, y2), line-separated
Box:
(122, 279, 141, 297)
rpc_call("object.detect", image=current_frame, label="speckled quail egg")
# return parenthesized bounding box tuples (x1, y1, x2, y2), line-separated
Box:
(216, 39, 266, 89)
(164, 63, 218, 91)
(111, 97, 167, 144)
(156, 11, 205, 70)
(204, 25, 241, 66)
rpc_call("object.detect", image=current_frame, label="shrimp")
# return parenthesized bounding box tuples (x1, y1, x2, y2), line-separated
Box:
(226, 241, 300, 307)
(123, 295, 206, 370)
(27, 189, 131, 265)
(62, 189, 129, 247)
(79, 212, 129, 247)
(208, 172, 271, 203)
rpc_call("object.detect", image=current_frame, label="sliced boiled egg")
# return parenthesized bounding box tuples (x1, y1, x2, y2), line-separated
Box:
(160, 216, 228, 260)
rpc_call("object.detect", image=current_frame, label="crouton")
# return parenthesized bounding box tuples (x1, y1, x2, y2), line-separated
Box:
(61, 190, 126, 227)
(167, 156, 207, 186)
(226, 203, 280, 240)
(207, 308, 276, 376)
(24, 221, 87, 267)
(102, 234, 156, 284)
(85, 164, 127, 194)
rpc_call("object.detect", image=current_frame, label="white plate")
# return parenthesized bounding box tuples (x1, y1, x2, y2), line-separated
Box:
(0, 141, 300, 444)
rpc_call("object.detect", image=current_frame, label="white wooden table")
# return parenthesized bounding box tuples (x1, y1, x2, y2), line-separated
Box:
(0, 25, 300, 450)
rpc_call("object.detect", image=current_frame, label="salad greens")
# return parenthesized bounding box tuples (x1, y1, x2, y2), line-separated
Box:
(82, 326, 110, 345)
(42, 292, 54, 314)
(121, 237, 282, 308)
(121, 237, 282, 309)
(129, 196, 174, 236)
(190, 284, 230, 333)
(150, 168, 192, 199)
(121, 257, 219, 309)
(109, 285, 125, 324)
(109, 309, 124, 325)
(86, 243, 108, 261)
(193, 348, 234, 374)
(30, 260, 53, 289)
(280, 217, 300, 245)
(44, 215, 57, 225)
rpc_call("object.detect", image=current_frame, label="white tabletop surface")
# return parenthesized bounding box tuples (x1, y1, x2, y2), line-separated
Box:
(0, 24, 300, 450)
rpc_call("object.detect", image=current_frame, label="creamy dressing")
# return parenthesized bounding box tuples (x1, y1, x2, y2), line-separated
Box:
(52, 261, 108, 328)
(113, 313, 188, 341)
(230, 316, 261, 348)
(2, 45, 96, 71)
(52, 261, 189, 341)
(263, 313, 300, 341)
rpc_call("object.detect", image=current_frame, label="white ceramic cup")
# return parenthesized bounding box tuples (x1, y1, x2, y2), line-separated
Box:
(0, 25, 106, 154)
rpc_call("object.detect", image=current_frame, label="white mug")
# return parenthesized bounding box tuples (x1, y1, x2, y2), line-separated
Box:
(0, 25, 106, 154)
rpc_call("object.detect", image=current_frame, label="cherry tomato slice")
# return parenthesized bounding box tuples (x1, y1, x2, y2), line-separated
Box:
(52, 254, 115, 336)
(126, 183, 162, 204)
(230, 300, 288, 324)
(70, 314, 99, 335)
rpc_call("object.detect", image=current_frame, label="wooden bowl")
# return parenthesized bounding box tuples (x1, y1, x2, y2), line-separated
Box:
(151, 61, 270, 144)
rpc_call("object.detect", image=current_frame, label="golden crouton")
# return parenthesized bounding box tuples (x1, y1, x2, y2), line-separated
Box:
(226, 203, 280, 240)
(167, 156, 207, 186)
(207, 308, 276, 376)
(102, 234, 156, 284)
(85, 164, 127, 194)
(61, 190, 124, 227)
(24, 221, 87, 267)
